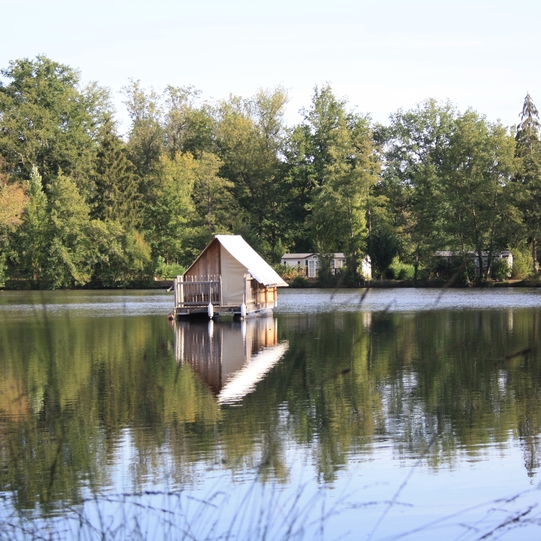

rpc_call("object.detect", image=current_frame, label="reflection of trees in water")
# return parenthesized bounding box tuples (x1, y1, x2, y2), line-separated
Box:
(1, 306, 541, 512)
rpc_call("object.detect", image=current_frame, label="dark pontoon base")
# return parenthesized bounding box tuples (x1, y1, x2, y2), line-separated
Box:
(174, 306, 273, 321)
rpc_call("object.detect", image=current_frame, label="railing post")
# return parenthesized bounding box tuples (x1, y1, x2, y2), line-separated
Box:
(179, 275, 184, 307)
(219, 276, 223, 307)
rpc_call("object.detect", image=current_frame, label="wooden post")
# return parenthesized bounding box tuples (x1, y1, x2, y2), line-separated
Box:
(179, 275, 184, 307)
(219, 275, 223, 307)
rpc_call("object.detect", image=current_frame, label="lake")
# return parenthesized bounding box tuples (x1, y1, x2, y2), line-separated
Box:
(1, 287, 541, 540)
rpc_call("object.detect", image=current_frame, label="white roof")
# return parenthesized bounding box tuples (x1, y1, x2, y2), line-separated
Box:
(281, 252, 346, 259)
(281, 253, 316, 260)
(216, 235, 288, 287)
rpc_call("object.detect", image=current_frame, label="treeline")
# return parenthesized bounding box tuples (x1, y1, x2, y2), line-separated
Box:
(0, 55, 540, 288)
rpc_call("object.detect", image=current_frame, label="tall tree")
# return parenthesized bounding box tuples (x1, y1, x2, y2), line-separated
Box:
(444, 111, 515, 279)
(91, 115, 141, 228)
(514, 93, 541, 275)
(215, 87, 289, 254)
(288, 85, 379, 276)
(163, 85, 215, 157)
(0, 158, 27, 282)
(381, 100, 456, 278)
(192, 151, 234, 233)
(143, 152, 198, 265)
(12, 165, 48, 281)
(0, 159, 27, 235)
(122, 80, 164, 178)
(43, 172, 95, 288)
(0, 55, 109, 194)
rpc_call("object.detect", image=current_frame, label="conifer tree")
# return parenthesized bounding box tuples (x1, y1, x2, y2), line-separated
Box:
(514, 93, 541, 275)
(91, 115, 141, 228)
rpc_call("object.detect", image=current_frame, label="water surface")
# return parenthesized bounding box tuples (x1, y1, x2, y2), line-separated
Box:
(1, 288, 541, 540)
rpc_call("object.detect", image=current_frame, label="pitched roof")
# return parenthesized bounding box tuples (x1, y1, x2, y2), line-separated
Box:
(281, 253, 316, 259)
(215, 235, 288, 287)
(281, 252, 347, 259)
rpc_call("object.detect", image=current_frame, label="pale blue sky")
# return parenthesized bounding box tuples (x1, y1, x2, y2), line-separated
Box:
(1, 0, 539, 133)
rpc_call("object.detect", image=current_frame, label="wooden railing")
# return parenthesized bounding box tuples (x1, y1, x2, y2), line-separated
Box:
(174, 275, 221, 307)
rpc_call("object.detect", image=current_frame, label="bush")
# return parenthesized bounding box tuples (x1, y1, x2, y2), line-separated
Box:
(388, 258, 415, 280)
(491, 259, 511, 281)
(274, 263, 306, 282)
(510, 249, 533, 280)
(291, 275, 309, 288)
(155, 257, 185, 280)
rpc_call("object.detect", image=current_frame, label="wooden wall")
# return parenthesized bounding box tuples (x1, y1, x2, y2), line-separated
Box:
(186, 238, 221, 279)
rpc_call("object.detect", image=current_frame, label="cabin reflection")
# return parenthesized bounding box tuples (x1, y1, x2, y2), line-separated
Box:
(174, 317, 288, 404)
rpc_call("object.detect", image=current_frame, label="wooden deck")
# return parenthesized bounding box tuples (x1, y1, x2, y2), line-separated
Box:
(173, 274, 277, 319)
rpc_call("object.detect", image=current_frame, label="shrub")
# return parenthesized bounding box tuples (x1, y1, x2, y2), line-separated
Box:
(155, 257, 185, 280)
(388, 258, 415, 280)
(510, 249, 533, 280)
(274, 263, 306, 282)
(291, 275, 309, 288)
(491, 259, 511, 281)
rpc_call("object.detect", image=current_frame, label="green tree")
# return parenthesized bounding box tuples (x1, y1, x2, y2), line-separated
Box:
(12, 165, 49, 281)
(122, 80, 164, 178)
(192, 151, 234, 233)
(444, 111, 515, 279)
(91, 115, 142, 228)
(89, 220, 151, 286)
(0, 55, 109, 194)
(215, 88, 289, 255)
(143, 152, 198, 265)
(163, 85, 215, 157)
(381, 100, 457, 278)
(289, 85, 379, 277)
(514, 93, 541, 275)
(42, 173, 95, 288)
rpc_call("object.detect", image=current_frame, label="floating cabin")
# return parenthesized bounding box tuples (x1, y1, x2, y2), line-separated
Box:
(173, 235, 288, 319)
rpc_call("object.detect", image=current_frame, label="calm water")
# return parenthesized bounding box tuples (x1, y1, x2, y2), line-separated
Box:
(1, 288, 541, 540)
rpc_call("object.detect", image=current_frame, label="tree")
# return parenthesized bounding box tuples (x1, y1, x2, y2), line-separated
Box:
(42, 173, 95, 288)
(163, 85, 215, 157)
(0, 55, 109, 194)
(0, 158, 27, 283)
(289, 85, 379, 277)
(215, 88, 289, 255)
(12, 165, 49, 281)
(143, 152, 198, 265)
(88, 220, 152, 287)
(0, 160, 27, 234)
(443, 111, 515, 279)
(381, 100, 457, 278)
(191, 151, 234, 233)
(91, 115, 142, 228)
(514, 93, 541, 275)
(122, 80, 164, 178)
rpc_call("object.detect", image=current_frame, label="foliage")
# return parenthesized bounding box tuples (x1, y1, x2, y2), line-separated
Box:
(0, 55, 540, 288)
(510, 247, 533, 279)
(491, 258, 511, 281)
(514, 93, 541, 275)
(388, 258, 415, 280)
(0, 55, 109, 192)
(291, 275, 309, 288)
(155, 257, 185, 279)
(369, 223, 401, 279)
(274, 263, 305, 281)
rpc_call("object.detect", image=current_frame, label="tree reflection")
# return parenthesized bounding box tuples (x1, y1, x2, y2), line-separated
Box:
(0, 302, 541, 512)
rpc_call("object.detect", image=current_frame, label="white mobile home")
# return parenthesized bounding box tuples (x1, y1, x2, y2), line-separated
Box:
(281, 252, 372, 280)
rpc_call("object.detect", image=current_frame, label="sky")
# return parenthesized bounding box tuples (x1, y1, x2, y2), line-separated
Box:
(1, 0, 540, 134)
